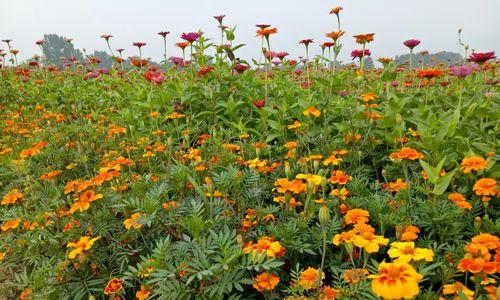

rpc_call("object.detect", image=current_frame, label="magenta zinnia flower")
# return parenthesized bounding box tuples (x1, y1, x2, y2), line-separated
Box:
(181, 32, 200, 43)
(467, 52, 496, 64)
(403, 39, 420, 49)
(450, 65, 475, 77)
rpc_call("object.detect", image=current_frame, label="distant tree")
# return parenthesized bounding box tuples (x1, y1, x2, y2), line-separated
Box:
(365, 57, 374, 69)
(42, 34, 84, 67)
(394, 51, 462, 67)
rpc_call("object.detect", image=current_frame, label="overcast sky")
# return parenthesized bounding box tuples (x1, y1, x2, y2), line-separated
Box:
(1, 0, 499, 64)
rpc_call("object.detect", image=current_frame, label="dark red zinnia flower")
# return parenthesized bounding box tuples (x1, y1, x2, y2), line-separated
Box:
(299, 39, 314, 46)
(467, 52, 496, 64)
(214, 15, 225, 24)
(133, 42, 147, 48)
(158, 31, 170, 37)
(255, 24, 271, 30)
(234, 63, 249, 74)
(197, 66, 214, 78)
(403, 39, 420, 49)
(252, 99, 266, 108)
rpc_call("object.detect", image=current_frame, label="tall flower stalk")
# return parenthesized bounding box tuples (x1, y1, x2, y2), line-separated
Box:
(158, 31, 170, 66)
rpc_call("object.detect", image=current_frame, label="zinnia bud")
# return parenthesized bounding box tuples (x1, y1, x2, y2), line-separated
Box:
(396, 113, 402, 125)
(319, 206, 330, 229)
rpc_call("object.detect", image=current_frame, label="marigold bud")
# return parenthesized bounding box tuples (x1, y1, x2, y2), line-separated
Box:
(319, 205, 330, 229)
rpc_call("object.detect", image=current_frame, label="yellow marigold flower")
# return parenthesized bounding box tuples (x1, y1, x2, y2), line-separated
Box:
(303, 106, 321, 117)
(442, 282, 474, 300)
(124, 212, 143, 230)
(368, 261, 423, 300)
(284, 141, 298, 149)
(330, 188, 349, 200)
(166, 112, 185, 119)
(387, 242, 434, 263)
(299, 267, 324, 290)
(148, 111, 160, 117)
(67, 236, 100, 259)
(333, 230, 355, 246)
(1, 189, 24, 205)
(287, 120, 302, 129)
(296, 173, 323, 186)
(252, 272, 280, 292)
(460, 156, 488, 173)
(323, 155, 342, 166)
(1, 219, 21, 231)
(344, 208, 369, 225)
(354, 232, 389, 253)
(243, 236, 285, 259)
(70, 190, 103, 214)
(0, 147, 13, 155)
(473, 178, 497, 197)
(0, 252, 5, 261)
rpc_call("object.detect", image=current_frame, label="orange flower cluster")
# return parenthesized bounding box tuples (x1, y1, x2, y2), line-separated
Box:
(253, 272, 280, 292)
(20, 141, 48, 158)
(447, 193, 472, 210)
(457, 233, 499, 277)
(388, 178, 408, 193)
(389, 147, 424, 160)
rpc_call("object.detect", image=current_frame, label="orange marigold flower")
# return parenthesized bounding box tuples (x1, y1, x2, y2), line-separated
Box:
(442, 282, 474, 300)
(344, 208, 369, 225)
(330, 188, 349, 200)
(40, 170, 62, 180)
(321, 286, 340, 299)
(473, 178, 497, 197)
(136, 285, 151, 300)
(299, 267, 325, 290)
(457, 255, 496, 274)
(460, 156, 488, 173)
(333, 230, 356, 245)
(389, 147, 424, 160)
(274, 178, 306, 194)
(400, 225, 420, 242)
(303, 106, 321, 117)
(343, 268, 369, 283)
(70, 190, 103, 214)
(104, 278, 124, 295)
(1, 189, 24, 205)
(329, 170, 352, 185)
(124, 212, 143, 230)
(389, 179, 408, 193)
(252, 272, 280, 292)
(1, 218, 21, 231)
(361, 93, 378, 101)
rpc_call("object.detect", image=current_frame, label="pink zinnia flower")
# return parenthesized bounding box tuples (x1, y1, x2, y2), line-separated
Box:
(181, 32, 200, 43)
(403, 39, 420, 49)
(450, 65, 474, 77)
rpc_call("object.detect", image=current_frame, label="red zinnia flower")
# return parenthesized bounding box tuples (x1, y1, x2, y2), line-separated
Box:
(467, 52, 496, 64)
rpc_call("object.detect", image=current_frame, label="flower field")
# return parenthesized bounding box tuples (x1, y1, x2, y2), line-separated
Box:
(1, 8, 499, 300)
